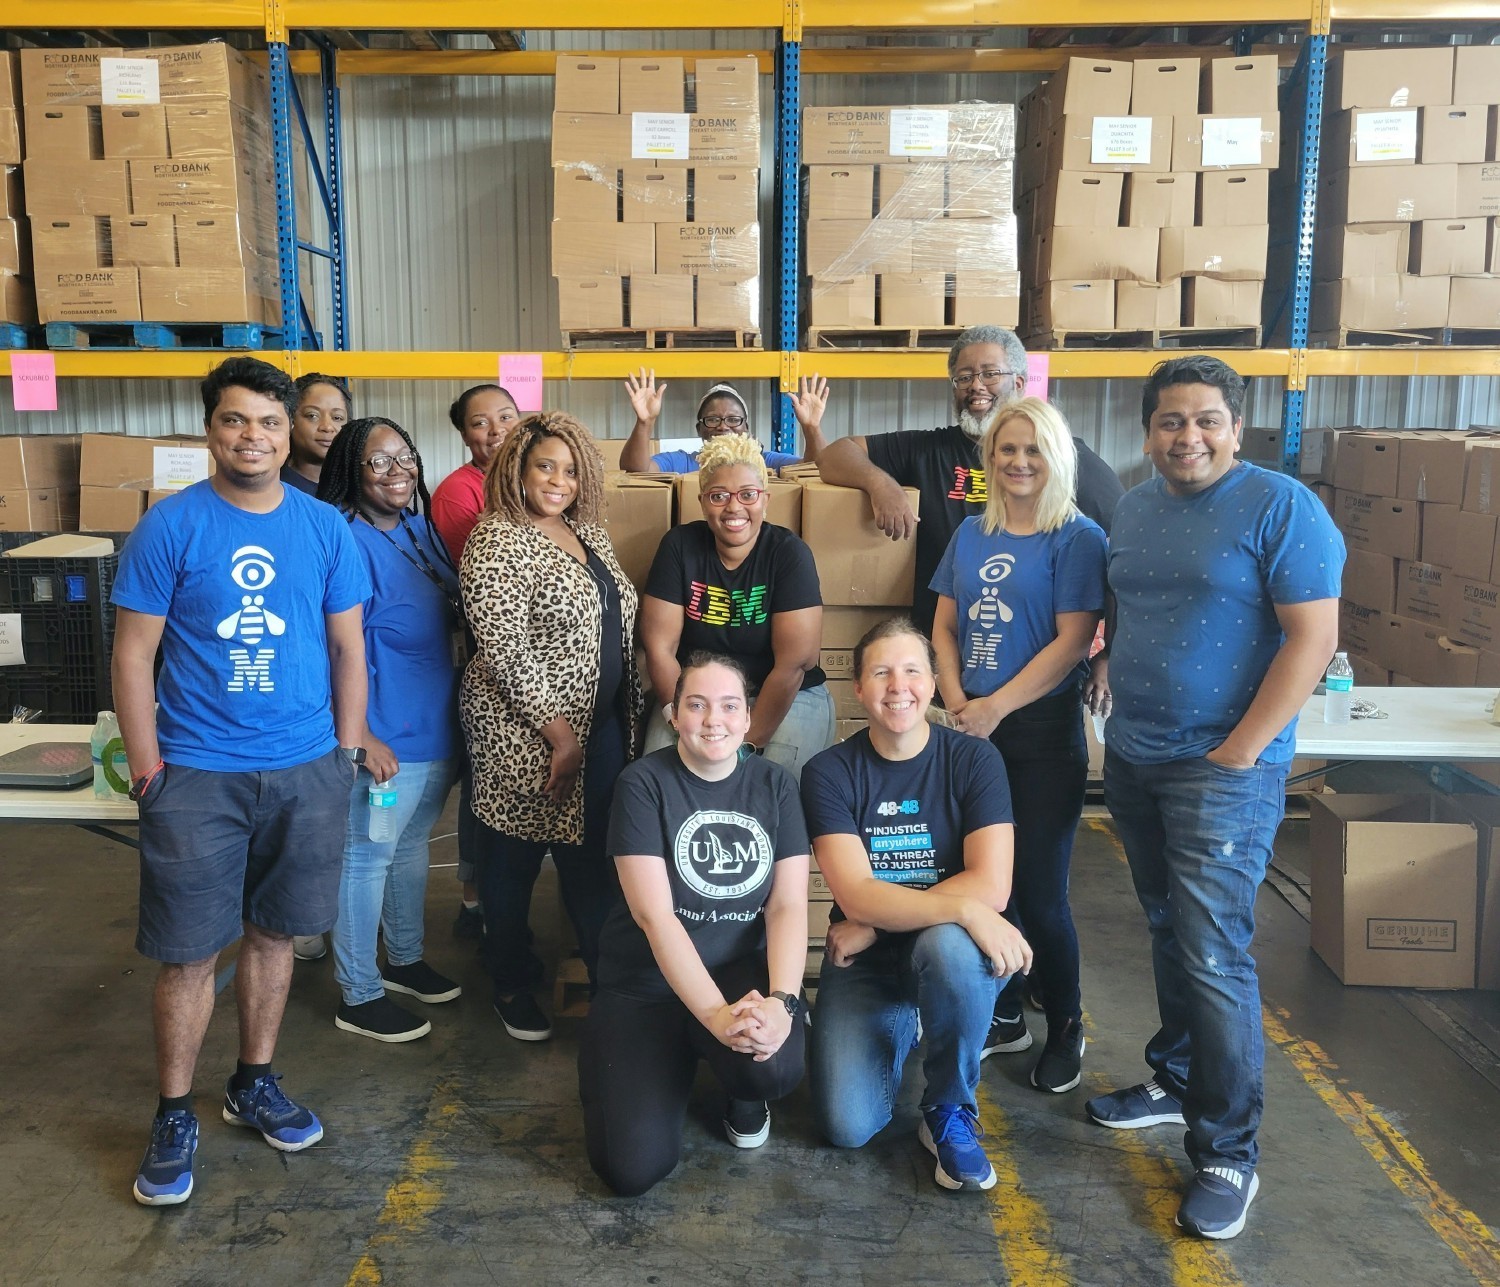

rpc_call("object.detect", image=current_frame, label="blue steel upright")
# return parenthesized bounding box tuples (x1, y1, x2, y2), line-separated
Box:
(773, 37, 801, 456)
(268, 41, 303, 349)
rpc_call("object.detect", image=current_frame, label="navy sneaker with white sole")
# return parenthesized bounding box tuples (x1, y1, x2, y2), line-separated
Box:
(133, 1110, 198, 1206)
(1085, 1079, 1185, 1129)
(918, 1104, 997, 1191)
(222, 1073, 324, 1152)
(1177, 1165, 1260, 1240)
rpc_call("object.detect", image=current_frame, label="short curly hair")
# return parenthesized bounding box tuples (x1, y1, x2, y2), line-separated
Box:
(483, 411, 604, 526)
(696, 432, 768, 492)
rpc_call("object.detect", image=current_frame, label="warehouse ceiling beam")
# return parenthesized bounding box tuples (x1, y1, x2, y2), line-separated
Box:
(487, 29, 525, 50)
(404, 29, 446, 50)
(321, 28, 366, 48)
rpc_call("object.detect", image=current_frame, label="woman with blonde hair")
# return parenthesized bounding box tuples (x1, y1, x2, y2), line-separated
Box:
(640, 432, 834, 774)
(461, 412, 640, 1042)
(930, 396, 1107, 1094)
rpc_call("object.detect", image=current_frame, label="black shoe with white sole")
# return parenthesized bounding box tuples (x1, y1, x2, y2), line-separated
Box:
(723, 1099, 770, 1149)
(494, 991, 552, 1042)
(382, 959, 462, 1004)
(1177, 1165, 1260, 1240)
(1029, 1019, 1085, 1093)
(980, 1011, 1033, 1059)
(336, 996, 432, 1043)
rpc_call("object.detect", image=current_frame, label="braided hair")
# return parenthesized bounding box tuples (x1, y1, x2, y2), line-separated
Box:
(295, 371, 353, 414)
(483, 411, 605, 527)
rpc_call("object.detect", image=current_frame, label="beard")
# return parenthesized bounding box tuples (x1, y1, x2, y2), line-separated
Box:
(957, 404, 1004, 440)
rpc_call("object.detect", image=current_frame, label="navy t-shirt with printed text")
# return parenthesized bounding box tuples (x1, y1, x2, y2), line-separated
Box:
(930, 512, 1107, 698)
(1107, 462, 1345, 766)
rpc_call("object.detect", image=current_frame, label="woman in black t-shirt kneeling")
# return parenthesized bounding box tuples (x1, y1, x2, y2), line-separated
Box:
(580, 653, 810, 1197)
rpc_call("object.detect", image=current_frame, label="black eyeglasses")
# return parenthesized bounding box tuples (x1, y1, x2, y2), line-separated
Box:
(364, 451, 420, 475)
(951, 369, 1014, 389)
(699, 414, 747, 430)
(703, 487, 767, 507)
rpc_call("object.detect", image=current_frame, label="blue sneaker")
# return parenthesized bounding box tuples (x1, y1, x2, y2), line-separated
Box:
(918, 1105, 997, 1191)
(1177, 1165, 1260, 1240)
(132, 1110, 198, 1206)
(222, 1073, 324, 1152)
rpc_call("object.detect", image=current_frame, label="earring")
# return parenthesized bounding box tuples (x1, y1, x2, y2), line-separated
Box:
(520, 483, 527, 506)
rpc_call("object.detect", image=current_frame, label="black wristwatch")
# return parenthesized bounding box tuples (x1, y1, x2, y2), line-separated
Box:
(341, 746, 367, 766)
(769, 990, 802, 1019)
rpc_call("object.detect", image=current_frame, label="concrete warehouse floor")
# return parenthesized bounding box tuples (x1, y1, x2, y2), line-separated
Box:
(3, 772, 1499, 1287)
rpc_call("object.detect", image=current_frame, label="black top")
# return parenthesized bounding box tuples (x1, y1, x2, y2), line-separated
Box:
(279, 464, 320, 497)
(866, 427, 1124, 633)
(645, 521, 826, 692)
(584, 542, 625, 728)
(597, 748, 810, 1000)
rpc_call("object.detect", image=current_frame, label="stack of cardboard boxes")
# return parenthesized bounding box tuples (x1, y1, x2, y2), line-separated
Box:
(21, 43, 281, 327)
(802, 104, 1017, 333)
(0, 434, 80, 533)
(1016, 55, 1279, 338)
(1312, 46, 1500, 338)
(0, 50, 36, 329)
(551, 55, 762, 339)
(76, 433, 215, 532)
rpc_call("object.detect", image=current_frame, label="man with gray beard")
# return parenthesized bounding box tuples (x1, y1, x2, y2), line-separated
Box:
(817, 325, 1123, 634)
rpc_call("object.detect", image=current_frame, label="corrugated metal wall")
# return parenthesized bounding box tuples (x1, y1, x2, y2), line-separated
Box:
(2, 29, 1497, 494)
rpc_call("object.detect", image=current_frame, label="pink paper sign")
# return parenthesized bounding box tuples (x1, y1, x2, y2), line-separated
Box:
(499, 353, 544, 413)
(11, 353, 58, 412)
(1026, 352, 1050, 403)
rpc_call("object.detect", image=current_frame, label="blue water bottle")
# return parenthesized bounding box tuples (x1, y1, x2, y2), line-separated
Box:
(368, 778, 398, 841)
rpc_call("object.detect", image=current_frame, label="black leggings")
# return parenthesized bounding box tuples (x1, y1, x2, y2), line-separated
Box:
(578, 956, 806, 1197)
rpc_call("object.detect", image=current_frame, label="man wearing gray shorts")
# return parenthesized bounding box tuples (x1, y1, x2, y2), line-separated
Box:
(112, 356, 376, 1207)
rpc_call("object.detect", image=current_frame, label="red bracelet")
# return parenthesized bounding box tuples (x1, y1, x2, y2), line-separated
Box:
(129, 760, 166, 802)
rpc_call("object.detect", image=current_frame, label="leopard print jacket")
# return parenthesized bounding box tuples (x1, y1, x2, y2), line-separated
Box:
(459, 513, 641, 843)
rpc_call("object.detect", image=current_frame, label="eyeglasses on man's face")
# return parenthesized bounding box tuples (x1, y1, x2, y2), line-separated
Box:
(951, 369, 1014, 390)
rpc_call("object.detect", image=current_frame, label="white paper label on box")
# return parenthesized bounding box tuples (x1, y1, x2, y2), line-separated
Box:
(0, 614, 23, 667)
(100, 58, 161, 106)
(152, 446, 210, 491)
(1091, 117, 1153, 165)
(1354, 110, 1418, 163)
(889, 109, 950, 157)
(631, 113, 690, 159)
(1202, 117, 1264, 167)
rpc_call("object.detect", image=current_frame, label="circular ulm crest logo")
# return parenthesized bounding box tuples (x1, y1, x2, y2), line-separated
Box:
(673, 810, 773, 900)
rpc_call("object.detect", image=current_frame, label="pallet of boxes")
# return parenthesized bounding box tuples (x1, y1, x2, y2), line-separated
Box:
(20, 43, 281, 340)
(551, 55, 762, 349)
(0, 50, 38, 338)
(802, 103, 1018, 348)
(1311, 46, 1500, 345)
(78, 431, 215, 533)
(1016, 54, 1279, 347)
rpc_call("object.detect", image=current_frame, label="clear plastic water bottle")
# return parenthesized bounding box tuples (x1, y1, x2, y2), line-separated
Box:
(1324, 652, 1354, 725)
(90, 710, 129, 798)
(368, 778, 398, 842)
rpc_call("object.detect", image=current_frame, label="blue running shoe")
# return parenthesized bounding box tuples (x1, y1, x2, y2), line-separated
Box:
(133, 1110, 198, 1206)
(918, 1104, 997, 1191)
(222, 1073, 324, 1152)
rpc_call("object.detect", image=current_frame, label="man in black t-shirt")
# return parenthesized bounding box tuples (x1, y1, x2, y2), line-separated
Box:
(816, 324, 1125, 633)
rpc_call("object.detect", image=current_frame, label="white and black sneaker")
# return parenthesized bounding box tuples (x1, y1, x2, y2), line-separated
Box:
(724, 1099, 770, 1149)
(1177, 1164, 1260, 1240)
(1029, 1019, 1085, 1093)
(494, 991, 552, 1042)
(1085, 1079, 1185, 1129)
(335, 996, 432, 1043)
(980, 1011, 1033, 1059)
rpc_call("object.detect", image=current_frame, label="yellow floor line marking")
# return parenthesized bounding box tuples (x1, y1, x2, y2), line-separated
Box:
(1087, 815, 1500, 1284)
(345, 1079, 461, 1287)
(976, 1082, 1074, 1287)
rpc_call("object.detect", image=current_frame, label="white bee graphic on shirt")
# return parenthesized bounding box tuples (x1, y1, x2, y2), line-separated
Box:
(216, 545, 286, 693)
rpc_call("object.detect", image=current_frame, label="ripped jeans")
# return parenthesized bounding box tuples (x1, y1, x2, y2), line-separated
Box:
(1102, 748, 1288, 1170)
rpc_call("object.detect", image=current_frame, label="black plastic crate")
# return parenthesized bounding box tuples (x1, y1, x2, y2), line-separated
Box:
(0, 551, 118, 722)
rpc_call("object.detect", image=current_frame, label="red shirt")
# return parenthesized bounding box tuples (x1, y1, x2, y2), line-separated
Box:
(431, 462, 486, 563)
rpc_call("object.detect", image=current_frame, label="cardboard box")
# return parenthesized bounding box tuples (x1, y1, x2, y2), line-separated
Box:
(79, 434, 214, 491)
(952, 271, 1021, 327)
(1463, 440, 1500, 514)
(620, 58, 685, 114)
(1410, 219, 1487, 275)
(1115, 279, 1182, 329)
(1448, 276, 1500, 329)
(1342, 547, 1398, 612)
(601, 473, 674, 588)
(1196, 170, 1270, 227)
(1130, 57, 1200, 118)
(593, 438, 653, 472)
(1125, 172, 1194, 228)
(681, 113, 760, 167)
(1394, 433, 1476, 508)
(19, 48, 122, 107)
(910, 217, 1016, 273)
(880, 272, 946, 326)
(807, 275, 875, 327)
(164, 101, 271, 161)
(0, 486, 79, 533)
(1329, 47, 1455, 112)
(1451, 577, 1500, 650)
(1159, 225, 1269, 281)
(1034, 57, 1133, 129)
(1420, 500, 1459, 567)
(1035, 279, 1115, 331)
(550, 112, 632, 169)
(554, 56, 619, 114)
(28, 216, 107, 274)
(1421, 105, 1488, 165)
(550, 223, 655, 277)
(1454, 163, 1500, 217)
(1450, 508, 1496, 581)
(1454, 48, 1500, 108)
(622, 166, 687, 223)
(1327, 108, 1419, 167)
(0, 50, 17, 109)
(126, 157, 275, 220)
(1041, 225, 1158, 282)
(101, 105, 167, 158)
(800, 481, 919, 606)
(0, 110, 18, 168)
(553, 169, 621, 224)
(803, 103, 1014, 167)
(1040, 171, 1124, 227)
(1402, 625, 1480, 686)
(695, 276, 759, 329)
(807, 165, 874, 220)
(821, 605, 897, 649)
(35, 267, 140, 323)
(22, 158, 130, 217)
(138, 263, 278, 324)
(875, 164, 943, 218)
(1202, 55, 1280, 114)
(944, 161, 1012, 220)
(1182, 278, 1263, 327)
(0, 434, 81, 492)
(78, 485, 146, 532)
(0, 272, 35, 325)
(130, 43, 268, 104)
(1338, 600, 1390, 668)
(1334, 489, 1421, 559)
(628, 273, 694, 328)
(25, 105, 103, 159)
(1320, 163, 1457, 224)
(1445, 796, 1500, 989)
(1312, 275, 1451, 331)
(694, 56, 759, 115)
(106, 215, 175, 268)
(655, 221, 759, 276)
(819, 647, 855, 680)
(557, 277, 624, 331)
(1334, 430, 1401, 495)
(1317, 223, 1411, 279)
(1173, 114, 1280, 172)
(1049, 115, 1171, 174)
(174, 213, 271, 266)
(1394, 559, 1449, 625)
(692, 167, 758, 224)
(805, 219, 911, 277)
(1349, 654, 1391, 686)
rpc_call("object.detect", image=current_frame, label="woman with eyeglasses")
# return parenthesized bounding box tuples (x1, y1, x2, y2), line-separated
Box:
(315, 417, 465, 1043)
(618, 371, 831, 474)
(640, 433, 834, 775)
(461, 412, 640, 1043)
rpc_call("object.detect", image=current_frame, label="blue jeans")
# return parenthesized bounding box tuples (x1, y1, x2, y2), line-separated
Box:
(810, 924, 1000, 1147)
(333, 757, 459, 1007)
(1103, 748, 1288, 1170)
(644, 682, 836, 776)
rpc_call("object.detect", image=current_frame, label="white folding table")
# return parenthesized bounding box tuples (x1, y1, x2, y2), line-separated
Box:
(0, 722, 138, 847)
(1293, 686, 1500, 783)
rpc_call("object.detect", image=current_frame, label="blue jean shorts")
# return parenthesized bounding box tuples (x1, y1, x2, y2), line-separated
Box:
(135, 748, 357, 964)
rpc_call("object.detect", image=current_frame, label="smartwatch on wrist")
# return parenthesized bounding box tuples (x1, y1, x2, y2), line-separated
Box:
(769, 990, 802, 1019)
(341, 746, 367, 766)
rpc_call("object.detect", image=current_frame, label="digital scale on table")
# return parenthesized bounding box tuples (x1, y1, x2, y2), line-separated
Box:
(0, 741, 94, 789)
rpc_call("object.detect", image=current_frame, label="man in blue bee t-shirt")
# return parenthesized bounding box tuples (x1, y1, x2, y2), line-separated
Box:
(112, 356, 373, 1209)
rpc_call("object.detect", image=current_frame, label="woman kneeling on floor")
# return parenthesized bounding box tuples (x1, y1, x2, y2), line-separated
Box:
(579, 653, 810, 1197)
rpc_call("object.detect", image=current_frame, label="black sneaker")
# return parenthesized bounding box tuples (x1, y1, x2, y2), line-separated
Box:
(980, 1011, 1033, 1059)
(1177, 1165, 1260, 1240)
(1085, 1079, 1186, 1129)
(724, 1099, 770, 1149)
(494, 991, 552, 1042)
(453, 902, 484, 940)
(336, 996, 432, 1043)
(1025, 978, 1046, 1013)
(382, 960, 462, 1004)
(1029, 1019, 1085, 1093)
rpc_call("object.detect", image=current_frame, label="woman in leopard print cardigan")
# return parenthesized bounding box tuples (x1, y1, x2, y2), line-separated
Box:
(460, 412, 641, 1041)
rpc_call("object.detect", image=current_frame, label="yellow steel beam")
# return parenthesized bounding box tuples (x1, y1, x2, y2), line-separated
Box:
(1330, 0, 1500, 18)
(0, 351, 293, 379)
(284, 1, 783, 30)
(285, 49, 776, 77)
(799, 0, 1315, 27)
(3, 0, 264, 25)
(796, 349, 1296, 380)
(281, 351, 787, 381)
(1304, 348, 1500, 378)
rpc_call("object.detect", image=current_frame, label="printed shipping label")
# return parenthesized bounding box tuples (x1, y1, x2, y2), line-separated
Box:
(1354, 110, 1418, 163)
(1202, 117, 1263, 167)
(631, 112, 690, 159)
(889, 109, 949, 157)
(101, 57, 161, 105)
(1091, 117, 1153, 166)
(152, 445, 210, 490)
